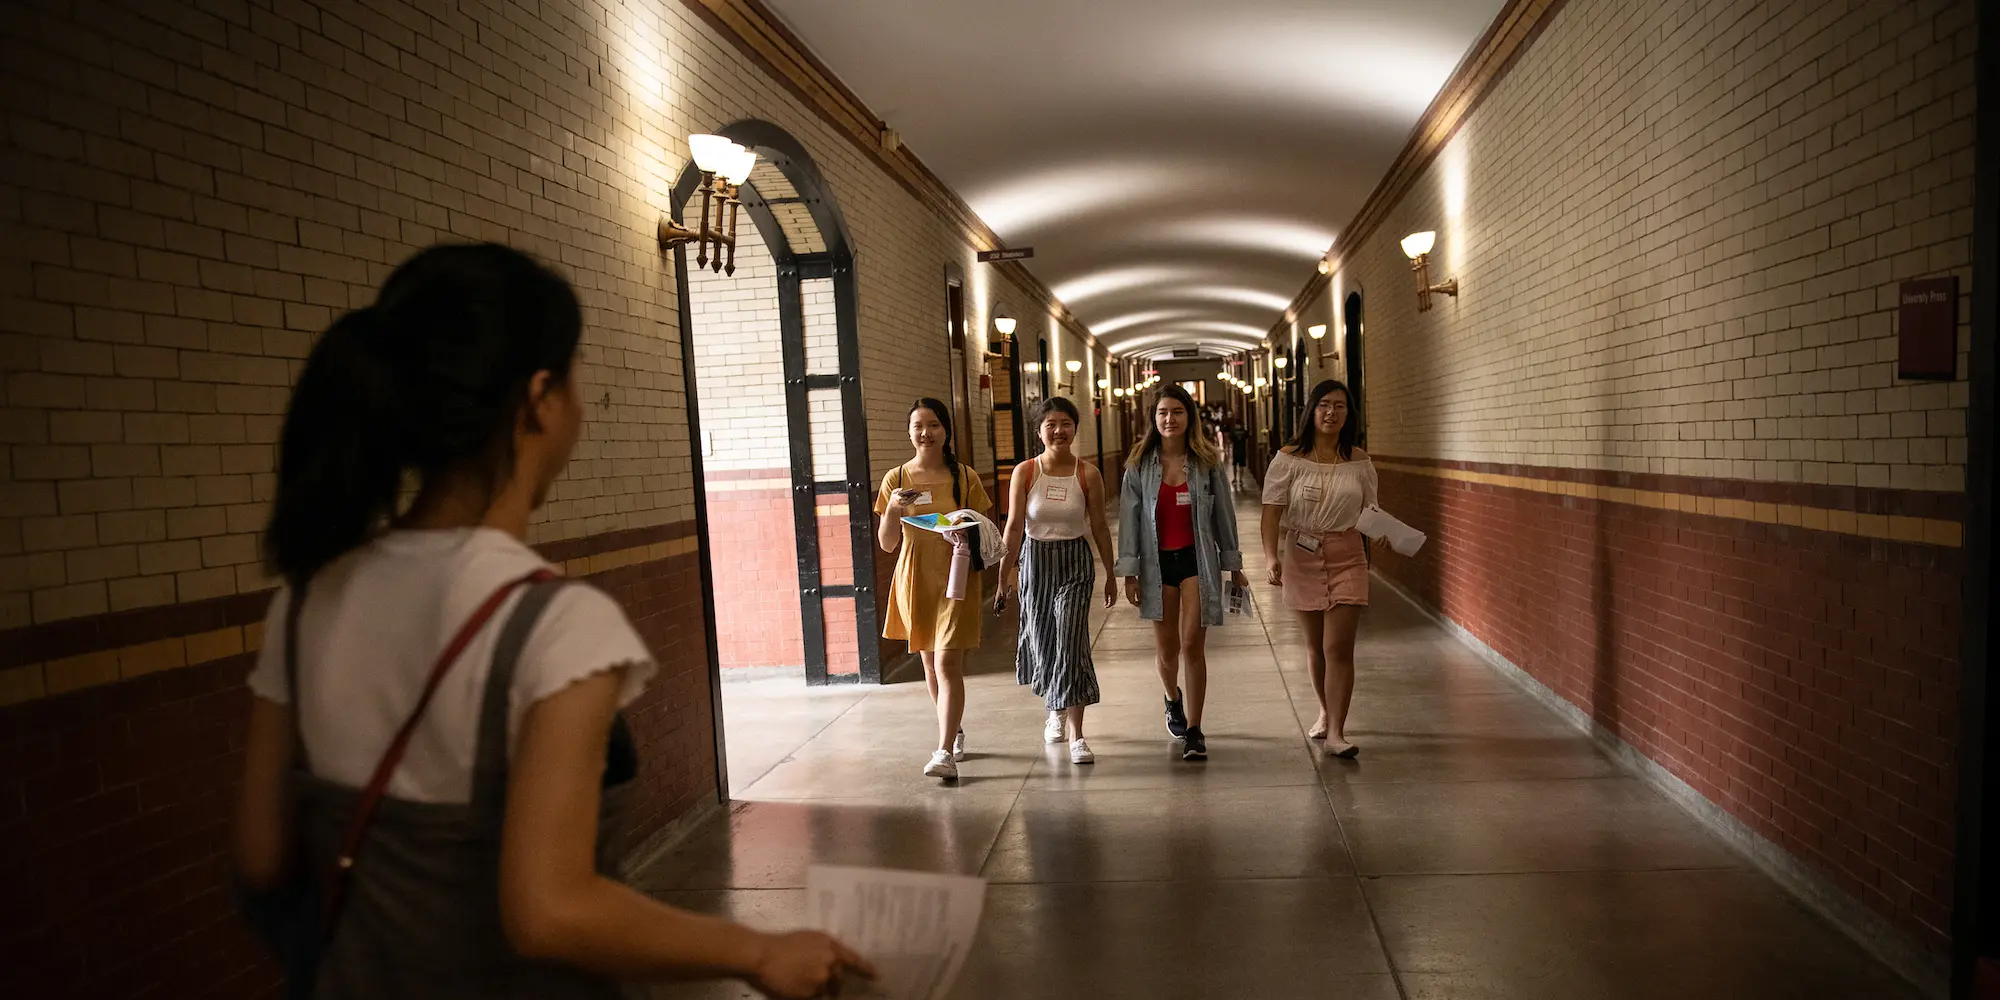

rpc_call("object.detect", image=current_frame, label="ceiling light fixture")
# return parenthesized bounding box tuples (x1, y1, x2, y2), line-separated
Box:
(660, 134, 759, 275)
(1402, 231, 1459, 312)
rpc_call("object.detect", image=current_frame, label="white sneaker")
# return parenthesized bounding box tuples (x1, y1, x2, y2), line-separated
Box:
(924, 750, 959, 779)
(953, 729, 967, 761)
(1044, 714, 1065, 744)
(1070, 738, 1095, 765)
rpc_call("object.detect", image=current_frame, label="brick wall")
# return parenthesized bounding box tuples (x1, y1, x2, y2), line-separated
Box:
(703, 476, 802, 669)
(0, 0, 1090, 994)
(1314, 0, 1974, 954)
(0, 531, 710, 999)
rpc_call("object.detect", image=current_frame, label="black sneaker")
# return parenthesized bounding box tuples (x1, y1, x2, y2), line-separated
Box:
(1165, 695, 1189, 739)
(1181, 726, 1207, 760)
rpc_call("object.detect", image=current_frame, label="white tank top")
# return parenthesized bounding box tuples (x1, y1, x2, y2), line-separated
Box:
(1024, 456, 1089, 541)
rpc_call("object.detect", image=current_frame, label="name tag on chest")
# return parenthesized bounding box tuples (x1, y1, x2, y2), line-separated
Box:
(1044, 485, 1069, 502)
(1301, 484, 1326, 504)
(915, 491, 934, 506)
(1176, 490, 1193, 507)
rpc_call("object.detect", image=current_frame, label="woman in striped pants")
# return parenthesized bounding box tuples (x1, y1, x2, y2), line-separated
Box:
(997, 398, 1119, 764)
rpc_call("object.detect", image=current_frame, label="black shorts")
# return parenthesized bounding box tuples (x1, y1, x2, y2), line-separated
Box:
(1232, 450, 1247, 467)
(1160, 546, 1198, 588)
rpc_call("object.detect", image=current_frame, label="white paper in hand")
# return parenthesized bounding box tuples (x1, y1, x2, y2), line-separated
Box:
(1355, 505, 1426, 556)
(805, 865, 987, 1000)
(1224, 579, 1255, 620)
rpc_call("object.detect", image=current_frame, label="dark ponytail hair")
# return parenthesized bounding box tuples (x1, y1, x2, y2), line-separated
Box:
(1290, 379, 1358, 461)
(266, 243, 583, 584)
(909, 398, 962, 509)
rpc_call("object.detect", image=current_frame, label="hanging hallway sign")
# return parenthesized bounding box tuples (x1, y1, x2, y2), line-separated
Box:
(978, 247, 1034, 262)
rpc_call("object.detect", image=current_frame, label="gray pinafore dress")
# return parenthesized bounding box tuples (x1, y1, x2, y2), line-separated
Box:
(286, 579, 639, 1000)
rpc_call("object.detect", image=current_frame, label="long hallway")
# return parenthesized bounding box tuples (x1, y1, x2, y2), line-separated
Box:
(638, 498, 1921, 1000)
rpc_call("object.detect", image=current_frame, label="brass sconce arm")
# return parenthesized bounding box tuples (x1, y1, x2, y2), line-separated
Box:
(1410, 253, 1459, 312)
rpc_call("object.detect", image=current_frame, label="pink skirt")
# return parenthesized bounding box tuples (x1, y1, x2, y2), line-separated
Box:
(1280, 529, 1369, 612)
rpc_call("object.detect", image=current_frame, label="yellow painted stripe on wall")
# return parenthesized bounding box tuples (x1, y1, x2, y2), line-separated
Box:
(1376, 462, 1963, 548)
(5, 536, 703, 709)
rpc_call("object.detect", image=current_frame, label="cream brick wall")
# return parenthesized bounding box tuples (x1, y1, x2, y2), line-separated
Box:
(688, 225, 787, 473)
(0, 0, 1073, 627)
(1321, 0, 1973, 492)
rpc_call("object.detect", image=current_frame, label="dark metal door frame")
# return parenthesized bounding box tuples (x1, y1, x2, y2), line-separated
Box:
(670, 122, 881, 795)
(1951, 0, 1996, 993)
(1344, 291, 1367, 449)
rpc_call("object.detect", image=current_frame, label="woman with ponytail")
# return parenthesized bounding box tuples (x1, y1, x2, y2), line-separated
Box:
(231, 244, 872, 999)
(875, 399, 993, 780)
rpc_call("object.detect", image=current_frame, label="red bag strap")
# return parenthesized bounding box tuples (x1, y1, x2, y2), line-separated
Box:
(322, 568, 558, 937)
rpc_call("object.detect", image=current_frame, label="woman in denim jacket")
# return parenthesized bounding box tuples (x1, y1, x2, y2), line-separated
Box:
(1115, 384, 1246, 761)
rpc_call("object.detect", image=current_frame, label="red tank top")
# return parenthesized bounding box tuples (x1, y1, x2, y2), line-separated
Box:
(1157, 480, 1195, 550)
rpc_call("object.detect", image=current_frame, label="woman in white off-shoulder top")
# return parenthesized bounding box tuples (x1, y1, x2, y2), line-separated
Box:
(1259, 380, 1384, 759)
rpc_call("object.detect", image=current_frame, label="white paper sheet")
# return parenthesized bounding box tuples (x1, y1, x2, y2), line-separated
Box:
(1224, 579, 1255, 620)
(805, 865, 987, 1000)
(1355, 505, 1427, 556)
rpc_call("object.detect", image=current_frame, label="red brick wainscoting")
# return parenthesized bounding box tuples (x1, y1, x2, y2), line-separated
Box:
(703, 470, 806, 670)
(1373, 456, 1961, 952)
(0, 523, 718, 999)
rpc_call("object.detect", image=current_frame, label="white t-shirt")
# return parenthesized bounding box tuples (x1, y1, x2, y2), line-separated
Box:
(247, 527, 657, 804)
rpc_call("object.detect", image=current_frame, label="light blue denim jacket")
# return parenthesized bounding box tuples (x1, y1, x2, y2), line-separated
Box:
(1114, 452, 1242, 627)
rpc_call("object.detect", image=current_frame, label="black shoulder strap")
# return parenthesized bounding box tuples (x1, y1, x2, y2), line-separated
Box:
(470, 577, 575, 817)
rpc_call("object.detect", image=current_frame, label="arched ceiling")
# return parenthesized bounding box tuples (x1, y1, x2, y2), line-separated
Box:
(764, 0, 1507, 357)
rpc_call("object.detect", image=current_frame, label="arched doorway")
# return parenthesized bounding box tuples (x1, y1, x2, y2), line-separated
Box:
(1343, 290, 1366, 447)
(670, 121, 878, 789)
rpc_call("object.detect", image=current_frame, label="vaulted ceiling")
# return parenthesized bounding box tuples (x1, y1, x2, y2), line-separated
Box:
(764, 0, 1508, 359)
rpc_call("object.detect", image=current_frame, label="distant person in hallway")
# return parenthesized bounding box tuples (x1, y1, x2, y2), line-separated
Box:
(876, 398, 993, 780)
(230, 244, 873, 999)
(1116, 384, 1247, 761)
(1260, 379, 1382, 758)
(1230, 420, 1250, 489)
(997, 398, 1118, 766)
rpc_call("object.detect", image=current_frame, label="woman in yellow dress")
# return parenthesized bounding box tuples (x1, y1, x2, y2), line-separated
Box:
(875, 398, 992, 780)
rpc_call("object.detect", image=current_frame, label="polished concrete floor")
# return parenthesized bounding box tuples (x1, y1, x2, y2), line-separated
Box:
(636, 498, 1922, 1000)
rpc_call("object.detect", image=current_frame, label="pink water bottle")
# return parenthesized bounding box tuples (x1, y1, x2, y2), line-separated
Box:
(945, 535, 971, 600)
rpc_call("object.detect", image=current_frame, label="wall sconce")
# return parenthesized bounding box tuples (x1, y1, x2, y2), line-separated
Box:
(1307, 324, 1328, 365)
(1317, 256, 1332, 275)
(1401, 231, 1459, 312)
(1097, 376, 1112, 392)
(659, 135, 758, 275)
(994, 315, 1016, 337)
(1271, 356, 1288, 380)
(1061, 359, 1082, 392)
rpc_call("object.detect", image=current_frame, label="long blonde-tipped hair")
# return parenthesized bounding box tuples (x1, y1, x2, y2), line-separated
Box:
(1127, 383, 1221, 469)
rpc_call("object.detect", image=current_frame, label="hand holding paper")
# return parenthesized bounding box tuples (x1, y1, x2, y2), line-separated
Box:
(1355, 505, 1426, 556)
(805, 865, 987, 1000)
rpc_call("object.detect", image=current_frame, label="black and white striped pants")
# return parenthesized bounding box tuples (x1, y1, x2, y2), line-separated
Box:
(1015, 536, 1100, 712)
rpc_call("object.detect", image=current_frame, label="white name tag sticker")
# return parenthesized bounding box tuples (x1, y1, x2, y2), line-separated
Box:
(1301, 484, 1325, 504)
(1295, 534, 1322, 553)
(1176, 491, 1193, 506)
(915, 491, 934, 506)
(1044, 485, 1069, 502)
